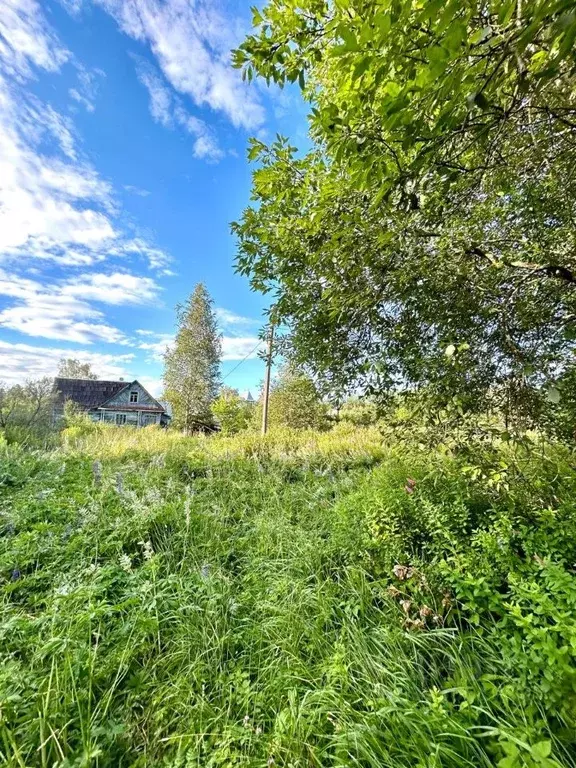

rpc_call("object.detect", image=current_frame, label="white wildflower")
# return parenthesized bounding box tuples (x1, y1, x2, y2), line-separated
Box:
(119, 552, 132, 572)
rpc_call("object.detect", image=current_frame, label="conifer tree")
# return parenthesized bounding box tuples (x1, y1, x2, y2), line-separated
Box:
(163, 284, 221, 432)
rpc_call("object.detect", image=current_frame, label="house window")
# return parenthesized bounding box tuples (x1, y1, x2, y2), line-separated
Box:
(129, 391, 139, 403)
(115, 413, 127, 425)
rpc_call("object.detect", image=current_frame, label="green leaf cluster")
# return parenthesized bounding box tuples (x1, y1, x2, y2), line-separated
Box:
(233, 0, 576, 428)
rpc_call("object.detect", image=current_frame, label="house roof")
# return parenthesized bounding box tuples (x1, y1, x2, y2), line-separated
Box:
(54, 378, 128, 409)
(54, 378, 168, 413)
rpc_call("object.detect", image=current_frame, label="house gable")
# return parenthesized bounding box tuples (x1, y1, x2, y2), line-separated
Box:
(98, 380, 163, 411)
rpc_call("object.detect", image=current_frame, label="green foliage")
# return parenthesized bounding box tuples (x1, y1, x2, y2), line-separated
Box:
(164, 283, 222, 432)
(259, 364, 329, 430)
(0, 377, 54, 444)
(1, 427, 576, 765)
(61, 400, 106, 442)
(232, 1, 576, 427)
(212, 386, 253, 434)
(57, 358, 97, 379)
(338, 397, 379, 426)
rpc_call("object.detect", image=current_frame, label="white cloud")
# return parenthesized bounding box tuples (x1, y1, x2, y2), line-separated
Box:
(138, 330, 262, 362)
(0, 0, 69, 79)
(62, 271, 161, 305)
(137, 64, 172, 126)
(98, 0, 264, 130)
(69, 65, 104, 112)
(216, 308, 259, 329)
(0, 304, 127, 344)
(0, 268, 160, 344)
(0, 7, 170, 272)
(124, 184, 150, 197)
(108, 238, 171, 271)
(136, 62, 224, 161)
(222, 336, 262, 360)
(138, 375, 163, 396)
(0, 339, 135, 384)
(136, 331, 174, 362)
(0, 72, 118, 266)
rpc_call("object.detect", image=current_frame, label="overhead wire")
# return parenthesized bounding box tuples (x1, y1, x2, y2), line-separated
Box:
(221, 339, 264, 382)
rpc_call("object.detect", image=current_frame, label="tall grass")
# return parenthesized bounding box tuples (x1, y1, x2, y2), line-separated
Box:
(0, 427, 575, 766)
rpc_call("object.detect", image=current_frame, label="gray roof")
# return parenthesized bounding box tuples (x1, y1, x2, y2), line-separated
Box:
(54, 378, 127, 409)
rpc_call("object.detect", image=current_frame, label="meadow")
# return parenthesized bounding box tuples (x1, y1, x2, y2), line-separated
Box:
(1, 424, 576, 767)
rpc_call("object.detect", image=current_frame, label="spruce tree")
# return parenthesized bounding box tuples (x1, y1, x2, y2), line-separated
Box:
(163, 284, 221, 432)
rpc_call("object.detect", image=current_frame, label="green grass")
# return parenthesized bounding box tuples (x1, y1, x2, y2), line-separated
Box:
(1, 427, 575, 766)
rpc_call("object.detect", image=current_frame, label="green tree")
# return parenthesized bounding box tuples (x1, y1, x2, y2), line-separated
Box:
(259, 365, 328, 430)
(339, 397, 379, 427)
(212, 386, 253, 434)
(164, 284, 222, 432)
(0, 378, 55, 441)
(232, 1, 576, 428)
(57, 359, 97, 379)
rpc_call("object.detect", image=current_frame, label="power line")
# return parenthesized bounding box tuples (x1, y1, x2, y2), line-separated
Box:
(221, 339, 264, 382)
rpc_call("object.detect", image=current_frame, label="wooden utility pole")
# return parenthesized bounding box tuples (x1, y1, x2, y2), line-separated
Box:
(261, 324, 274, 435)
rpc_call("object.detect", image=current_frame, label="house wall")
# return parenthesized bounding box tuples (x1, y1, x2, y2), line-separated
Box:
(90, 410, 160, 426)
(105, 382, 159, 408)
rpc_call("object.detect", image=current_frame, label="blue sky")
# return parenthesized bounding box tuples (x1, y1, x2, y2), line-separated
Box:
(0, 0, 307, 396)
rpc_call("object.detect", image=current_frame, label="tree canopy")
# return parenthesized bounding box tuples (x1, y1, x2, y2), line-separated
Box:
(57, 359, 98, 380)
(212, 387, 254, 434)
(258, 364, 329, 430)
(164, 284, 222, 432)
(232, 0, 576, 425)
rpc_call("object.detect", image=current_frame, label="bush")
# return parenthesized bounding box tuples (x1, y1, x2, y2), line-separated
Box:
(212, 387, 253, 434)
(338, 397, 379, 426)
(254, 364, 330, 430)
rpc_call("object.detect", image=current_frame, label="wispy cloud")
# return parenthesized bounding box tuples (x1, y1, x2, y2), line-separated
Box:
(136, 317, 263, 362)
(0, 0, 69, 79)
(62, 271, 161, 305)
(0, 339, 135, 384)
(0, 3, 170, 272)
(135, 329, 173, 361)
(216, 307, 259, 330)
(97, 0, 264, 130)
(69, 65, 105, 112)
(0, 268, 161, 344)
(124, 184, 150, 197)
(222, 336, 262, 361)
(136, 62, 224, 161)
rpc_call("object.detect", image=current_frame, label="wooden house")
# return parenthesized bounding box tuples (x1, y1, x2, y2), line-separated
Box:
(53, 378, 171, 427)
